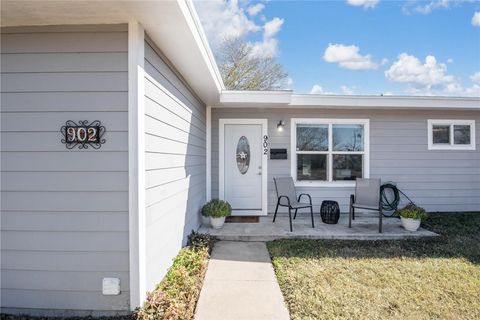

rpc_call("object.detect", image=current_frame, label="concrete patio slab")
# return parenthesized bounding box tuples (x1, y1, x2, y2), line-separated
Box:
(198, 213, 438, 241)
(194, 241, 290, 320)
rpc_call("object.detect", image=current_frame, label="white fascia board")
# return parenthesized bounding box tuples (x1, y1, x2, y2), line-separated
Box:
(290, 94, 480, 110)
(219, 90, 292, 105)
(216, 92, 480, 110)
(183, 0, 224, 92)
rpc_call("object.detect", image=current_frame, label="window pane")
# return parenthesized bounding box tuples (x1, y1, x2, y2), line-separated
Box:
(297, 154, 327, 181)
(454, 125, 471, 145)
(333, 154, 362, 180)
(296, 124, 328, 151)
(333, 124, 364, 151)
(432, 125, 450, 144)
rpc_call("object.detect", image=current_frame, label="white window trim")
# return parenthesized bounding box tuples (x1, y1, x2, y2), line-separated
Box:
(290, 118, 370, 187)
(427, 119, 476, 151)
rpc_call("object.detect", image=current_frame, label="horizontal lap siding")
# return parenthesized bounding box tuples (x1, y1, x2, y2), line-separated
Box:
(0, 25, 130, 314)
(143, 37, 206, 292)
(211, 108, 480, 213)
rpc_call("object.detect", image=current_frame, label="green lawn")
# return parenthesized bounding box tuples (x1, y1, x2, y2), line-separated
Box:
(267, 213, 480, 320)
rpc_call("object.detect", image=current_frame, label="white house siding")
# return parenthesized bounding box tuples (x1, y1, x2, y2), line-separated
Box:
(143, 37, 206, 292)
(211, 108, 480, 213)
(0, 25, 130, 314)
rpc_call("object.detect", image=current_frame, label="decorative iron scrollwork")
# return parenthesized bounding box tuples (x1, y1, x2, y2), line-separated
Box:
(60, 120, 106, 149)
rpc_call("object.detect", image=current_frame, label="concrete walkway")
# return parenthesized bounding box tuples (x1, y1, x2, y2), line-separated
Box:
(195, 241, 290, 320)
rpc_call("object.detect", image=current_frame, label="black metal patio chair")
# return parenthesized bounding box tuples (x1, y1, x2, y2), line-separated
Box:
(349, 178, 383, 233)
(273, 177, 314, 232)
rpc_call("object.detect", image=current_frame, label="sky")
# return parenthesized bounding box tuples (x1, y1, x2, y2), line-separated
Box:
(194, 0, 480, 97)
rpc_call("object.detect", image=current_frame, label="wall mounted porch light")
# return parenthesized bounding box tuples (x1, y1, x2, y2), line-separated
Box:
(277, 120, 285, 132)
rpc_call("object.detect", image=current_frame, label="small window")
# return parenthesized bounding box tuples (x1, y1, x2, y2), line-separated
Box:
(428, 120, 475, 150)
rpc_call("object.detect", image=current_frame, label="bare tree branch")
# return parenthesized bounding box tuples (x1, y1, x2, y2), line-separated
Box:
(215, 37, 289, 90)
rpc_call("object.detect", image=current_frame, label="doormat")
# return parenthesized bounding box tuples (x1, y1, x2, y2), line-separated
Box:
(225, 216, 259, 223)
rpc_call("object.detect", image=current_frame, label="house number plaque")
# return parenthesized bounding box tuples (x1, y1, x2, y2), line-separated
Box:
(263, 135, 269, 155)
(61, 120, 106, 149)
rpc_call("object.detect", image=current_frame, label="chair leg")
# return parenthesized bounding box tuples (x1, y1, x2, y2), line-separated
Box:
(273, 201, 280, 222)
(293, 208, 298, 219)
(310, 206, 314, 228)
(379, 207, 383, 233)
(350, 195, 355, 220)
(349, 204, 352, 228)
(288, 207, 293, 232)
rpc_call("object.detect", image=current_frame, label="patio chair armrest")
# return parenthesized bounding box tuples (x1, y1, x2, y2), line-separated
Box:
(277, 196, 291, 207)
(350, 194, 355, 205)
(298, 193, 312, 205)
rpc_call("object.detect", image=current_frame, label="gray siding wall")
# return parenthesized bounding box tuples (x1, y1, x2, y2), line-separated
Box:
(211, 108, 480, 213)
(144, 37, 206, 291)
(1, 25, 130, 314)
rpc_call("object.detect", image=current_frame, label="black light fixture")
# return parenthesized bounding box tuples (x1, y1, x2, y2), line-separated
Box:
(277, 120, 285, 132)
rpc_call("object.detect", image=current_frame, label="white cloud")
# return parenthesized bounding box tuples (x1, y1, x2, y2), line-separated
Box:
(310, 84, 334, 94)
(195, 1, 285, 59)
(310, 84, 325, 94)
(264, 17, 284, 38)
(445, 73, 480, 97)
(310, 84, 359, 95)
(414, 0, 450, 14)
(447, 58, 454, 63)
(465, 71, 480, 96)
(471, 71, 480, 83)
(381, 58, 389, 65)
(385, 53, 455, 90)
(247, 3, 265, 16)
(341, 85, 356, 95)
(194, 0, 260, 46)
(323, 44, 378, 70)
(346, 0, 379, 9)
(250, 17, 284, 58)
(385, 54, 479, 97)
(250, 37, 280, 58)
(472, 11, 480, 26)
(403, 0, 473, 15)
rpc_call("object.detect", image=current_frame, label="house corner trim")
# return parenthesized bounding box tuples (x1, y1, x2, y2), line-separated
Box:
(128, 20, 146, 310)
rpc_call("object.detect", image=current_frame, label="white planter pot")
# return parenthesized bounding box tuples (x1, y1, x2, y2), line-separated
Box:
(401, 217, 421, 232)
(210, 217, 226, 229)
(201, 215, 210, 226)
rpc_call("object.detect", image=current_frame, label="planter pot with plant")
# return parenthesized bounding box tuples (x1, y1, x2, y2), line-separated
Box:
(201, 199, 232, 229)
(396, 204, 427, 232)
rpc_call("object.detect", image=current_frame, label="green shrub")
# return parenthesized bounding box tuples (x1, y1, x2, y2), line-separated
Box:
(396, 203, 427, 220)
(187, 230, 216, 254)
(201, 199, 232, 218)
(135, 232, 215, 320)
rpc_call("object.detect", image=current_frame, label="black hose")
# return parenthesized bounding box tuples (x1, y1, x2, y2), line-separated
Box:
(380, 182, 414, 217)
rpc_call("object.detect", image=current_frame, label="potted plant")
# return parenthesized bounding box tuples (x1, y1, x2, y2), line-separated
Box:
(396, 204, 427, 232)
(202, 199, 232, 229)
(200, 208, 210, 226)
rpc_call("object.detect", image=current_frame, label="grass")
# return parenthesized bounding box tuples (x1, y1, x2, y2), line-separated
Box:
(267, 212, 480, 320)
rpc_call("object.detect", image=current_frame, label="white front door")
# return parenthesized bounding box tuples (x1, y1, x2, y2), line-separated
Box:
(219, 119, 268, 215)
